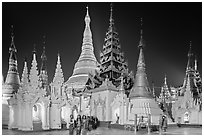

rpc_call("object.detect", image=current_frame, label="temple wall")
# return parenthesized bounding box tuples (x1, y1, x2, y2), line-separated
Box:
(50, 103, 61, 129)
(2, 86, 16, 126)
(129, 98, 162, 125)
(91, 90, 117, 121)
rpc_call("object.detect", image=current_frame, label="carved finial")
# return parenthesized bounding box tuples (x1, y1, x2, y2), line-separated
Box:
(33, 44, 36, 54)
(188, 41, 193, 57)
(110, 3, 114, 25)
(85, 6, 91, 25)
(138, 17, 144, 48)
(164, 74, 167, 85)
(43, 35, 46, 45)
(86, 6, 89, 16)
(9, 25, 17, 53)
(141, 17, 143, 38)
(11, 25, 14, 40)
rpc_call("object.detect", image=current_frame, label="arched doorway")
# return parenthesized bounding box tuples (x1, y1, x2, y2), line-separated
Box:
(32, 103, 44, 130)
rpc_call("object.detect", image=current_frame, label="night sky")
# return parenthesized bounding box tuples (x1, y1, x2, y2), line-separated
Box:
(2, 2, 202, 90)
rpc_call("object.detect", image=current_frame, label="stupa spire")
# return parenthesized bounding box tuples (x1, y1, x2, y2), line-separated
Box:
(40, 46, 47, 71)
(186, 41, 193, 73)
(129, 20, 152, 99)
(39, 37, 48, 90)
(138, 18, 144, 48)
(52, 53, 64, 85)
(82, 6, 93, 46)
(21, 58, 29, 85)
(29, 45, 39, 89)
(65, 6, 98, 90)
(137, 18, 145, 69)
(5, 25, 20, 86)
(109, 3, 114, 26)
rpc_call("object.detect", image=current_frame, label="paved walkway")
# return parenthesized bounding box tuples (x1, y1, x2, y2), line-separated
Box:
(2, 126, 202, 135)
(87, 127, 202, 135)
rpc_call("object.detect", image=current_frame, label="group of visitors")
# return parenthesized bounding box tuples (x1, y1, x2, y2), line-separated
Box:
(69, 114, 99, 135)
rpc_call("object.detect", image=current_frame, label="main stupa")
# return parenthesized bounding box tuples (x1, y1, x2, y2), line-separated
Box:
(64, 7, 99, 91)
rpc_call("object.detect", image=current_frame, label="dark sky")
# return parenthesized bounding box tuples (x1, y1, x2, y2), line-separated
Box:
(2, 2, 202, 89)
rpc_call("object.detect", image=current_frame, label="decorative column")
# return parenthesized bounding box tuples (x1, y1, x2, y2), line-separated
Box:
(42, 102, 50, 130)
(8, 105, 14, 129)
(50, 102, 61, 129)
(134, 114, 137, 134)
(17, 99, 22, 130)
(21, 103, 26, 131)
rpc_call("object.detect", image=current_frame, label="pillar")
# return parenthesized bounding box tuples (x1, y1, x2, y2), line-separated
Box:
(147, 114, 151, 134)
(8, 105, 14, 129)
(134, 114, 137, 134)
(17, 101, 22, 130)
(23, 103, 33, 131)
(46, 104, 50, 129)
(50, 103, 61, 129)
(42, 103, 49, 130)
(2, 93, 11, 126)
(21, 103, 26, 131)
(12, 104, 18, 129)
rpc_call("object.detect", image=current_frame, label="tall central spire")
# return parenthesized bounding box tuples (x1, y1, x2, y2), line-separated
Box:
(82, 6, 93, 46)
(129, 19, 152, 99)
(137, 18, 145, 69)
(66, 6, 98, 89)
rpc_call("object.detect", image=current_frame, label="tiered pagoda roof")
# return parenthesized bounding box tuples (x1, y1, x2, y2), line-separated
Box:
(99, 4, 128, 87)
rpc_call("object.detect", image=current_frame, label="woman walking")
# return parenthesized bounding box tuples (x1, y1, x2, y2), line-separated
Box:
(163, 115, 168, 132)
(76, 114, 82, 135)
(81, 115, 89, 135)
(69, 114, 75, 135)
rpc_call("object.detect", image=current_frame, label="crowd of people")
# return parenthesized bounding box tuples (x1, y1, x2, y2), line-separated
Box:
(69, 114, 99, 135)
